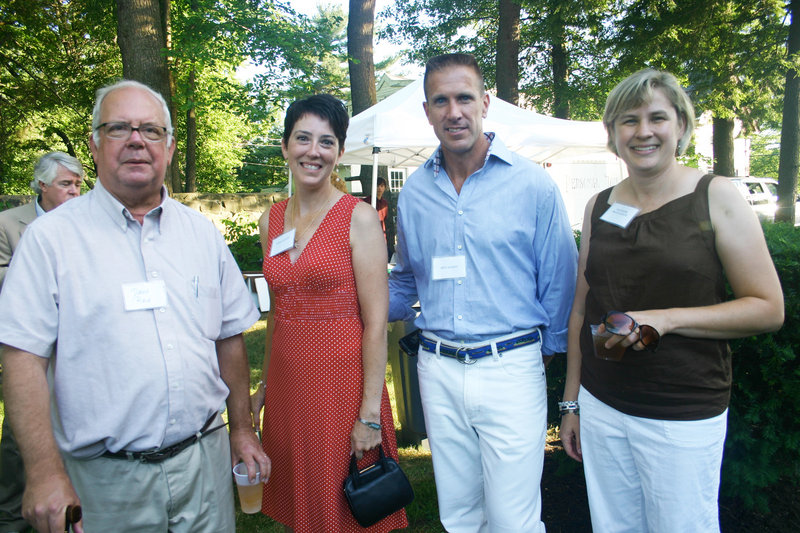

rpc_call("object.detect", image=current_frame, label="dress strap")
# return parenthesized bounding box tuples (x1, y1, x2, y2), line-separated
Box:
(692, 174, 718, 258)
(590, 186, 614, 225)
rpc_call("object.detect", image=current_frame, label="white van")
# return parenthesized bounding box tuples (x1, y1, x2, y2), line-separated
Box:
(729, 177, 778, 221)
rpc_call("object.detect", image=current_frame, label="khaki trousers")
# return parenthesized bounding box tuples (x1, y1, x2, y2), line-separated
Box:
(63, 414, 235, 533)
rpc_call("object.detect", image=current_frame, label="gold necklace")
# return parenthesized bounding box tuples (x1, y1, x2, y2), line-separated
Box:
(290, 188, 334, 248)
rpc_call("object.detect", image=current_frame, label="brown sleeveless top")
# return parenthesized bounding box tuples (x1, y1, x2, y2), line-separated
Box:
(580, 174, 731, 420)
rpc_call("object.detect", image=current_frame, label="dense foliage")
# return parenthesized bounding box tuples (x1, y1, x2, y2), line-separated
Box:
(723, 221, 800, 509)
(222, 215, 263, 272)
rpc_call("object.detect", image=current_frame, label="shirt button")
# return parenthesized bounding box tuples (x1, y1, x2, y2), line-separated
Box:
(458, 210, 464, 215)
(169, 418, 176, 425)
(166, 344, 174, 350)
(457, 315, 463, 320)
(151, 271, 159, 278)
(160, 308, 166, 313)
(457, 245, 463, 250)
(457, 280, 462, 285)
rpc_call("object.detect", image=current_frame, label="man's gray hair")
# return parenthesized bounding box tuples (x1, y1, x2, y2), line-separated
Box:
(30, 152, 84, 194)
(91, 80, 173, 146)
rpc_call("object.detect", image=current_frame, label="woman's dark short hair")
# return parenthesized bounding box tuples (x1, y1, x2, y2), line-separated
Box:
(282, 94, 349, 150)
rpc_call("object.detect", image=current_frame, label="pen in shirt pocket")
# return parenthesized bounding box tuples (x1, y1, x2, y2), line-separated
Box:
(192, 275, 199, 298)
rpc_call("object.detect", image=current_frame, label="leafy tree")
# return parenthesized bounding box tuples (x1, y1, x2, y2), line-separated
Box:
(380, 0, 617, 119)
(612, 0, 786, 176)
(0, 0, 120, 193)
(115, 0, 181, 190)
(750, 130, 781, 178)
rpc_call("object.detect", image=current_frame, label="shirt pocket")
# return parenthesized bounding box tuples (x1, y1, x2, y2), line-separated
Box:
(189, 279, 222, 340)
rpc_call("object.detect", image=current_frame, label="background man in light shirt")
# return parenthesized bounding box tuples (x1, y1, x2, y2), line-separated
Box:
(389, 53, 577, 532)
(0, 80, 269, 533)
(0, 151, 83, 533)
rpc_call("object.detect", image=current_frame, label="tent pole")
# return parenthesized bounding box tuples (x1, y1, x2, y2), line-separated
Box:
(371, 147, 380, 208)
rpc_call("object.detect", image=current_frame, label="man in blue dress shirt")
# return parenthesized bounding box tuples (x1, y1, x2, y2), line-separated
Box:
(389, 53, 577, 532)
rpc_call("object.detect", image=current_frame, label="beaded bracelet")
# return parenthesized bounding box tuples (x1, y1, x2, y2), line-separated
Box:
(558, 400, 580, 416)
(357, 418, 381, 431)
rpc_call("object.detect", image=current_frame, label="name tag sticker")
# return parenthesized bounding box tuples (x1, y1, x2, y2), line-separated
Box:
(600, 203, 640, 228)
(432, 255, 466, 280)
(270, 229, 295, 257)
(122, 280, 168, 311)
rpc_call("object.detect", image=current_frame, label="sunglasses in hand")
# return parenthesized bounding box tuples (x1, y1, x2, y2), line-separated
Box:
(601, 311, 660, 351)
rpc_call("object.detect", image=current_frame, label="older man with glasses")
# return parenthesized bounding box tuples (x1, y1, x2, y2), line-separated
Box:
(0, 80, 270, 533)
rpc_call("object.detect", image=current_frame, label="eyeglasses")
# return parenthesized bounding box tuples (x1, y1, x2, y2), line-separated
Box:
(95, 122, 170, 142)
(601, 310, 660, 351)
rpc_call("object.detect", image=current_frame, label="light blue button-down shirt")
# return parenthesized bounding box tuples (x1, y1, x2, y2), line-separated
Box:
(388, 135, 577, 355)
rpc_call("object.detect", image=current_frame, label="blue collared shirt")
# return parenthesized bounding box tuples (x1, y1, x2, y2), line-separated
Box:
(388, 135, 577, 355)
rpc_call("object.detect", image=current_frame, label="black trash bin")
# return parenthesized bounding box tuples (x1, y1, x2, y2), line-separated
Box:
(387, 318, 427, 447)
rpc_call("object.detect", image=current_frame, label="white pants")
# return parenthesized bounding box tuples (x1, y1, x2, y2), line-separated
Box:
(579, 386, 727, 533)
(417, 331, 547, 533)
(63, 414, 235, 533)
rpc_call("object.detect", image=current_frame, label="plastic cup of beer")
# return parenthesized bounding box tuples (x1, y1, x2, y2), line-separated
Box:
(591, 324, 627, 361)
(233, 462, 263, 514)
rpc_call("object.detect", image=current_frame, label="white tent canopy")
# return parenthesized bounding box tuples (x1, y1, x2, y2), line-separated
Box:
(341, 78, 610, 168)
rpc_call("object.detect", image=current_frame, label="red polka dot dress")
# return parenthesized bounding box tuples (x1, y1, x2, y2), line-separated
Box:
(260, 194, 408, 532)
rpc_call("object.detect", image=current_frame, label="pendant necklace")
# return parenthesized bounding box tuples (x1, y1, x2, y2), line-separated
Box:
(290, 188, 334, 248)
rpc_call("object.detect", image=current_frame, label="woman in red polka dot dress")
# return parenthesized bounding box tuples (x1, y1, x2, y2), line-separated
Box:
(251, 94, 408, 532)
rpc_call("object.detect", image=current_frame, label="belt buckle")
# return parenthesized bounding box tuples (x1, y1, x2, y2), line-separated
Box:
(455, 347, 476, 365)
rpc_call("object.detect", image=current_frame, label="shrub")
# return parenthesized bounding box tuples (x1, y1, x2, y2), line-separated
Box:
(722, 221, 800, 510)
(221, 215, 263, 272)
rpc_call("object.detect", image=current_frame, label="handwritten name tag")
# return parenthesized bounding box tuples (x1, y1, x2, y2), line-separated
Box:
(122, 280, 168, 311)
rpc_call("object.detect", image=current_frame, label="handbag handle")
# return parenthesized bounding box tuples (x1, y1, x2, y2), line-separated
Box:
(348, 445, 388, 489)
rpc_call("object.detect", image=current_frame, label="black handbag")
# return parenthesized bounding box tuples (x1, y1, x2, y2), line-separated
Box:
(343, 445, 414, 527)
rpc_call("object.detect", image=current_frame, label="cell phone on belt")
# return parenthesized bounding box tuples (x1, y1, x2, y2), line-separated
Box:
(398, 330, 420, 357)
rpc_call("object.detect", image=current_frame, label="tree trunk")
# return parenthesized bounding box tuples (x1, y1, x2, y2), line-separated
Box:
(162, 0, 181, 192)
(712, 115, 735, 177)
(496, 0, 520, 105)
(115, 0, 179, 192)
(551, 21, 569, 119)
(183, 0, 198, 193)
(777, 0, 800, 223)
(185, 67, 198, 192)
(348, 0, 377, 116)
(348, 0, 378, 195)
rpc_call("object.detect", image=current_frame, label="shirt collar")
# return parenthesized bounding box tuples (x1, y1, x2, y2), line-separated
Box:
(428, 132, 515, 179)
(34, 196, 47, 217)
(93, 180, 167, 233)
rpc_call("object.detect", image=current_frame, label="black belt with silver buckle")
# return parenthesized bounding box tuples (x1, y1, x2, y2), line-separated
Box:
(101, 415, 226, 464)
(419, 330, 541, 364)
